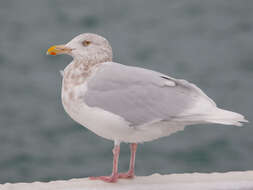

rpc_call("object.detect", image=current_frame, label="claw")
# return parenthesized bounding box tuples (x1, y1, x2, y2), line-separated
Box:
(118, 171, 135, 179)
(89, 175, 118, 183)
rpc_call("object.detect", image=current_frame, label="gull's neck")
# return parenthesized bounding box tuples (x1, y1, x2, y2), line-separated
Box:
(63, 59, 99, 86)
(63, 47, 112, 90)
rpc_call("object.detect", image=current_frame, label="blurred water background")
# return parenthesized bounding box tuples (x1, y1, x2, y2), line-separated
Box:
(0, 0, 252, 184)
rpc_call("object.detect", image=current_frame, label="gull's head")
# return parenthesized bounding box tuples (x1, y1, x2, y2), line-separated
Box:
(47, 33, 113, 63)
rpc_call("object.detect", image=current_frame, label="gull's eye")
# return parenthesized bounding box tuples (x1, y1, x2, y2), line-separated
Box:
(82, 40, 91, 47)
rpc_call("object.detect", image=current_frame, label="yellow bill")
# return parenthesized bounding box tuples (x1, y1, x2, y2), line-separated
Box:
(46, 45, 72, 55)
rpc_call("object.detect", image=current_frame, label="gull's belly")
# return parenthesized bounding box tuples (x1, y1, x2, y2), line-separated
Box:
(62, 92, 185, 143)
(61, 84, 136, 142)
(61, 81, 185, 143)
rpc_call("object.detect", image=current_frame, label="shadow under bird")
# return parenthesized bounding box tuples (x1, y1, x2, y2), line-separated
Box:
(47, 33, 248, 183)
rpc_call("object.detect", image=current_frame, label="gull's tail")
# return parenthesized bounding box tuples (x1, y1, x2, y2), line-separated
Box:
(174, 108, 248, 127)
(203, 108, 248, 127)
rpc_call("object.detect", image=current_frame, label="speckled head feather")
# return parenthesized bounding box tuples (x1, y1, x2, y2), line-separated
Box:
(66, 33, 113, 64)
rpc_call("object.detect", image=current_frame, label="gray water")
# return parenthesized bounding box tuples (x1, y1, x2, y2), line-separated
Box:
(0, 0, 253, 184)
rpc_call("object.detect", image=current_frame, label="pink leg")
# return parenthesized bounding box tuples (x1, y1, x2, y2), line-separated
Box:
(118, 143, 137, 179)
(89, 144, 120, 183)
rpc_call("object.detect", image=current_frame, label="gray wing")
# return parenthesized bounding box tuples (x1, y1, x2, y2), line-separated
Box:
(84, 62, 216, 126)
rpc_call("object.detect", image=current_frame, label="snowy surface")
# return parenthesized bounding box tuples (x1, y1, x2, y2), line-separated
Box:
(1, 171, 253, 190)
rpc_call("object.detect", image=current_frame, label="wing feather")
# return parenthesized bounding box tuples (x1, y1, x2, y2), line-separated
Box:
(84, 62, 216, 126)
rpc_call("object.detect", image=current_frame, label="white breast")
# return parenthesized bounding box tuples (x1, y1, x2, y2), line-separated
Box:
(62, 84, 133, 141)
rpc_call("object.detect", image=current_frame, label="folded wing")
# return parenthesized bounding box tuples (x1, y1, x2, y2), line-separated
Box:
(84, 62, 247, 127)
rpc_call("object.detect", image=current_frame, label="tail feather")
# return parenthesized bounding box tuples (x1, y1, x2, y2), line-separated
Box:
(173, 108, 248, 127)
(204, 108, 248, 127)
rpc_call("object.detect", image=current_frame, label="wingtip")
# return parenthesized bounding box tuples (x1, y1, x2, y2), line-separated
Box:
(235, 117, 249, 127)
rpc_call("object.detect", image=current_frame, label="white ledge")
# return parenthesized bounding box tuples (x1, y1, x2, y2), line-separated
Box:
(1, 171, 253, 190)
